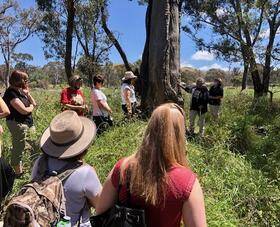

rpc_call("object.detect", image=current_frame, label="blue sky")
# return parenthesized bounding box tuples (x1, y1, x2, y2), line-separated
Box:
(0, 0, 231, 71)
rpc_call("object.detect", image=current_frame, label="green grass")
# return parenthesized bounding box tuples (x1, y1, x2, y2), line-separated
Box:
(1, 86, 280, 226)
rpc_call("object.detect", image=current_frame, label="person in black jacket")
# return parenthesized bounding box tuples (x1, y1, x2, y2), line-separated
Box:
(183, 78, 209, 136)
(209, 78, 224, 119)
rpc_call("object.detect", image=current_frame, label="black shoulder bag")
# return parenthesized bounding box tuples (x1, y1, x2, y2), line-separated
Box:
(90, 182, 146, 227)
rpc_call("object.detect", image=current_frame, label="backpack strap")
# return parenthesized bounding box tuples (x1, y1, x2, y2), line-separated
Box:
(56, 161, 84, 182)
(32, 154, 48, 182)
(33, 154, 84, 182)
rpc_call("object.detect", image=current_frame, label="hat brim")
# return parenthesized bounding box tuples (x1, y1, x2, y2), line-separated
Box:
(40, 117, 96, 159)
(122, 76, 137, 81)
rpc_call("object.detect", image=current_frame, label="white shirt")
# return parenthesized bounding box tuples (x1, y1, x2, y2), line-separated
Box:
(121, 83, 137, 105)
(91, 87, 108, 117)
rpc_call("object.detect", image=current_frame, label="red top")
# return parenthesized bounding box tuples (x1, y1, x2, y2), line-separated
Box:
(111, 159, 196, 227)
(60, 87, 85, 116)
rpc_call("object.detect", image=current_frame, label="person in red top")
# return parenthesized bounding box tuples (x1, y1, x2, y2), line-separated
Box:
(60, 75, 87, 116)
(96, 103, 207, 227)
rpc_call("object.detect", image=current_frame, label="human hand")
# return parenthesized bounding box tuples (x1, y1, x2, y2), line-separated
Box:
(0, 125, 4, 134)
(21, 87, 30, 96)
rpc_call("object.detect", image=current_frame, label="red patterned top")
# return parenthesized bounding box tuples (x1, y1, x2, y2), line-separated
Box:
(60, 87, 85, 116)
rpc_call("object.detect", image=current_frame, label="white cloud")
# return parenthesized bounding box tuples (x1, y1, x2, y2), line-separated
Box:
(199, 63, 229, 71)
(181, 61, 193, 68)
(191, 51, 215, 61)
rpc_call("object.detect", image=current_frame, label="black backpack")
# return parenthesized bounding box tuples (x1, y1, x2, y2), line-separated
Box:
(90, 182, 146, 227)
(0, 157, 15, 204)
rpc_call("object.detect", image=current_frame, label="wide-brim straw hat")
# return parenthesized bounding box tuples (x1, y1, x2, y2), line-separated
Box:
(122, 71, 137, 81)
(40, 110, 96, 159)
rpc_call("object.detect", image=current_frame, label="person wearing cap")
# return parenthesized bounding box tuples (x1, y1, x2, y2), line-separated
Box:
(182, 78, 209, 136)
(209, 78, 224, 119)
(91, 75, 113, 133)
(121, 71, 137, 116)
(60, 75, 87, 116)
(31, 110, 102, 226)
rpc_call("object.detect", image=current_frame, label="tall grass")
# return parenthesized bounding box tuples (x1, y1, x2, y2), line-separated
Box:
(0, 87, 279, 225)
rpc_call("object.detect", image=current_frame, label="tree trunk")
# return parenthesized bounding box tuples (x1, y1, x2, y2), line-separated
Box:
(4, 48, 10, 88)
(263, 27, 277, 94)
(139, 0, 183, 113)
(241, 63, 248, 91)
(5, 61, 10, 88)
(65, 0, 75, 82)
(100, 4, 133, 72)
(245, 46, 263, 96)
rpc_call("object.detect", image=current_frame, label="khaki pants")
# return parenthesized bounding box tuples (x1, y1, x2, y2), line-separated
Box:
(6, 120, 37, 166)
(209, 105, 220, 119)
(189, 110, 206, 136)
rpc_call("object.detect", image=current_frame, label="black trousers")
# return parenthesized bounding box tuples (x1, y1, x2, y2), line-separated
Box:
(92, 116, 113, 134)
(122, 102, 137, 115)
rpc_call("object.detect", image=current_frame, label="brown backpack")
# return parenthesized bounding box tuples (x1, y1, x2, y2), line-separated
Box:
(3, 155, 82, 227)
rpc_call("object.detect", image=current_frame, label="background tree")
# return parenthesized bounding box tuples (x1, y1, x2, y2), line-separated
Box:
(75, 0, 113, 85)
(101, 0, 134, 73)
(42, 61, 65, 86)
(0, 1, 39, 87)
(183, 0, 280, 96)
(36, 0, 76, 82)
(13, 53, 34, 72)
(139, 0, 183, 113)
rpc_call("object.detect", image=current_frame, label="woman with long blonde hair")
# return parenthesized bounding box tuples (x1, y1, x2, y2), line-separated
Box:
(96, 103, 207, 227)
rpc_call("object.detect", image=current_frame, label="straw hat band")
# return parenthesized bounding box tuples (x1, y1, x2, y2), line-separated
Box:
(51, 126, 84, 147)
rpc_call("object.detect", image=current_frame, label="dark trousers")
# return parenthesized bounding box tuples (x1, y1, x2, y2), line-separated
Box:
(122, 102, 137, 115)
(92, 116, 112, 134)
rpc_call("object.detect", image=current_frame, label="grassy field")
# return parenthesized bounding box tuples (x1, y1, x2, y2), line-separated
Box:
(1, 86, 280, 226)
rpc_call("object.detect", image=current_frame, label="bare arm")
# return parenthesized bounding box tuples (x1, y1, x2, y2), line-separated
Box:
(183, 179, 207, 227)
(88, 195, 100, 208)
(0, 97, 10, 118)
(22, 88, 37, 106)
(10, 98, 34, 115)
(27, 93, 37, 106)
(97, 100, 112, 114)
(95, 170, 117, 214)
(64, 103, 86, 111)
(124, 88, 132, 114)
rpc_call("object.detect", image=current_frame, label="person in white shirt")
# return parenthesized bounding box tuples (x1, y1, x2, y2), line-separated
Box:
(121, 71, 137, 117)
(91, 75, 112, 133)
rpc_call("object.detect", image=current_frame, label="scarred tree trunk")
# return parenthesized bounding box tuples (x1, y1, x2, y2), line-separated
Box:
(65, 0, 75, 82)
(140, 0, 183, 113)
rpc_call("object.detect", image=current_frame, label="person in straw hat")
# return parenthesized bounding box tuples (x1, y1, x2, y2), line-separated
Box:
(121, 71, 137, 116)
(31, 110, 102, 226)
(60, 75, 87, 116)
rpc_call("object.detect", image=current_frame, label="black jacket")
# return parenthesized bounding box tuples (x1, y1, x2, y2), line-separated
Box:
(184, 85, 209, 114)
